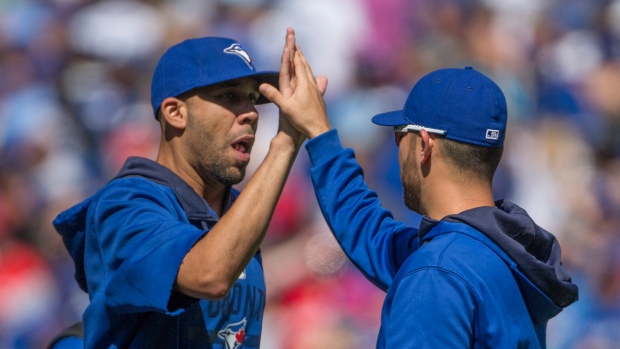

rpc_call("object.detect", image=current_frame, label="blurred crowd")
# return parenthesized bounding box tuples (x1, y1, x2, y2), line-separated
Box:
(1, 0, 620, 348)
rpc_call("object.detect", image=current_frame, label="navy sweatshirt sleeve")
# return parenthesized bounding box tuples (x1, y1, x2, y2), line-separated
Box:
(305, 129, 421, 290)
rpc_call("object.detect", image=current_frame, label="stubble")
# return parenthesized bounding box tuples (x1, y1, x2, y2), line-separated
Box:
(186, 113, 248, 187)
(401, 137, 422, 213)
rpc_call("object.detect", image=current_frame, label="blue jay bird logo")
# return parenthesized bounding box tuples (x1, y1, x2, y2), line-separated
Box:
(224, 44, 253, 68)
(218, 318, 247, 349)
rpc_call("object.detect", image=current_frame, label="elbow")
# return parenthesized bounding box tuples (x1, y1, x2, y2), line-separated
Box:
(192, 274, 234, 301)
(176, 273, 234, 301)
(200, 281, 231, 301)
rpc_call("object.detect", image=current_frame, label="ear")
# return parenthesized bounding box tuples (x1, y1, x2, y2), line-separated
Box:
(419, 128, 434, 164)
(160, 97, 188, 130)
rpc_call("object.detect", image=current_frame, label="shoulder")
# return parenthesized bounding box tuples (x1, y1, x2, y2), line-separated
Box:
(106, 175, 169, 190)
(399, 231, 511, 285)
(87, 177, 183, 221)
(97, 177, 177, 202)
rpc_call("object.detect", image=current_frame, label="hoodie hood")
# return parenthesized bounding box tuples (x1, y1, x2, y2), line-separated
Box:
(53, 156, 237, 293)
(418, 199, 578, 323)
(54, 198, 92, 292)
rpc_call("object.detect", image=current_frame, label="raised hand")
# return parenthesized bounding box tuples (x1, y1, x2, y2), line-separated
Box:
(260, 28, 331, 141)
(278, 27, 297, 101)
(269, 28, 305, 149)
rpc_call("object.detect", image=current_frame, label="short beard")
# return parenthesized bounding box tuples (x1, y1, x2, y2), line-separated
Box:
(401, 161, 422, 213)
(186, 112, 248, 187)
(401, 138, 422, 213)
(204, 157, 246, 186)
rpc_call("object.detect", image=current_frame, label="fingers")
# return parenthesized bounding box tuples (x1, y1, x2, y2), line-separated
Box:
(291, 49, 310, 88)
(285, 27, 295, 57)
(279, 28, 297, 96)
(295, 45, 317, 87)
(259, 83, 283, 106)
(285, 28, 296, 86)
(291, 46, 327, 98)
(279, 47, 292, 91)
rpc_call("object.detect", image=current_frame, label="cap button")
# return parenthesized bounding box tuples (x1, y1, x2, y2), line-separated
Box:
(464, 66, 473, 70)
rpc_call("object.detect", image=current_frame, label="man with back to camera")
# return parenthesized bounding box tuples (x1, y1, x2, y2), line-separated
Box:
(260, 64, 579, 347)
(51, 28, 328, 348)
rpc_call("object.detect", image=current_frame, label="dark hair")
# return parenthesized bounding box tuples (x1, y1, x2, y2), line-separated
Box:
(439, 138, 503, 182)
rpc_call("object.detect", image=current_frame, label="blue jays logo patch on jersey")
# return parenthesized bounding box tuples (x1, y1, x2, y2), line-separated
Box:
(224, 44, 253, 68)
(218, 318, 247, 349)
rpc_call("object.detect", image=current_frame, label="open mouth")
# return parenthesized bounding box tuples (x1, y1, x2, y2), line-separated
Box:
(231, 136, 254, 162)
(232, 140, 250, 153)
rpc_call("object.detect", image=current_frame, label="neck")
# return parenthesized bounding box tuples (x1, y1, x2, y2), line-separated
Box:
(422, 177, 495, 221)
(156, 144, 227, 216)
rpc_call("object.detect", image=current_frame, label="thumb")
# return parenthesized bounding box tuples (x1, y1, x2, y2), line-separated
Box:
(316, 76, 328, 96)
(259, 83, 283, 106)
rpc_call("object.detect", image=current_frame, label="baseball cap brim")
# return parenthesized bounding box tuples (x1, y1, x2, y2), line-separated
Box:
(371, 110, 408, 126)
(189, 71, 279, 105)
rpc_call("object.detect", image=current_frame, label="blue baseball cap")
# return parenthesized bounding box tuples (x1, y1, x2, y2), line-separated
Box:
(372, 67, 507, 147)
(150, 37, 279, 117)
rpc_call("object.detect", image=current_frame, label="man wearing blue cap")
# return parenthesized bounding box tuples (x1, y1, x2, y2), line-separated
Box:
(261, 66, 578, 348)
(52, 28, 327, 348)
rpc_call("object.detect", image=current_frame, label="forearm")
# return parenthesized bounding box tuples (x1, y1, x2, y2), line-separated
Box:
(307, 130, 420, 290)
(176, 133, 298, 299)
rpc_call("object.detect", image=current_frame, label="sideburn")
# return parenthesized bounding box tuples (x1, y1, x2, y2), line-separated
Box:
(401, 134, 423, 213)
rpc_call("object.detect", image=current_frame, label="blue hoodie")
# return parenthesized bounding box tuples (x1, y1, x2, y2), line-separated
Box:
(305, 130, 578, 348)
(53, 157, 265, 348)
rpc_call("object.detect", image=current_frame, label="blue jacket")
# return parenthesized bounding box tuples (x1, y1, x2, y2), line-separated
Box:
(305, 130, 578, 348)
(53, 157, 265, 348)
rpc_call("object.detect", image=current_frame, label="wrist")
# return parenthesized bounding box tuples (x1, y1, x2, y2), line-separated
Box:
(270, 132, 301, 155)
(307, 123, 332, 139)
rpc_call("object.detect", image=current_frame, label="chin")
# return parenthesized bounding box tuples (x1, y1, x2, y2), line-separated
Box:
(226, 167, 247, 186)
(403, 186, 422, 213)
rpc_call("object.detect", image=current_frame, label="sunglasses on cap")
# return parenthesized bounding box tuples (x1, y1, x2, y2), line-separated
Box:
(393, 124, 447, 147)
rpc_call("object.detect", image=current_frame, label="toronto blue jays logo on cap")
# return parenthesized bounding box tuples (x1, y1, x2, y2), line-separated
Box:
(224, 43, 254, 68)
(218, 318, 247, 349)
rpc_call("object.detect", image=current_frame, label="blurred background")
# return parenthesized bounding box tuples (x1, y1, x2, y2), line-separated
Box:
(1, 0, 619, 348)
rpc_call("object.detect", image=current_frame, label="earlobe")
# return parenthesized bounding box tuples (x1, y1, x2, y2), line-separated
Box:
(161, 97, 188, 130)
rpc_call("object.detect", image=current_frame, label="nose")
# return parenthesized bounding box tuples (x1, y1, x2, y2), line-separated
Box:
(238, 105, 259, 126)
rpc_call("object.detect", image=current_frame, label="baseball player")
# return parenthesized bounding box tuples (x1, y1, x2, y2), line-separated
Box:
(51, 28, 327, 348)
(261, 64, 579, 347)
